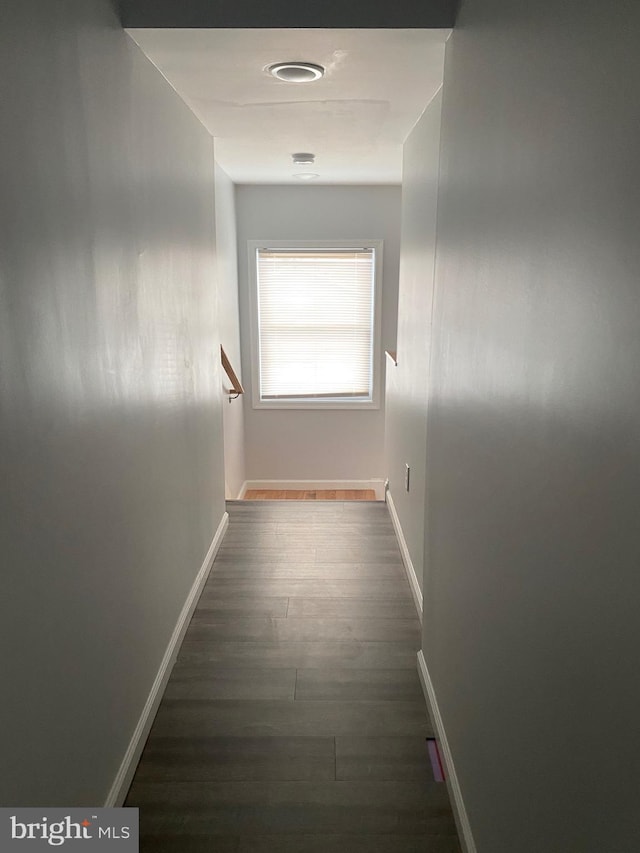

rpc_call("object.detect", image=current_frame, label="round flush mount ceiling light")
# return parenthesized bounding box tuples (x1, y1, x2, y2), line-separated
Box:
(293, 172, 319, 181)
(292, 152, 315, 165)
(268, 62, 325, 83)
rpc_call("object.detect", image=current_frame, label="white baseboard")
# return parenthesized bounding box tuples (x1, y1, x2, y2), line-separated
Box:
(105, 511, 229, 806)
(417, 650, 477, 853)
(237, 480, 248, 499)
(385, 490, 423, 619)
(240, 479, 386, 500)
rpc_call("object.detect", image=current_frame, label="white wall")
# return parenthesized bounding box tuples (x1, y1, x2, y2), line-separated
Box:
(385, 91, 442, 595)
(422, 0, 640, 849)
(215, 163, 246, 498)
(236, 185, 401, 481)
(0, 0, 225, 805)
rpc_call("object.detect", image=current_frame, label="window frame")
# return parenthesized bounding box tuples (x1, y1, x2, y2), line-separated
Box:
(248, 239, 383, 410)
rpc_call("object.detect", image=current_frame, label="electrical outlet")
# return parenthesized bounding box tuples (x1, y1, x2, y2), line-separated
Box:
(405, 464, 410, 492)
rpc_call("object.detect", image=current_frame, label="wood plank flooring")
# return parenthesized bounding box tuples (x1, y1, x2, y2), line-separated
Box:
(125, 501, 461, 853)
(243, 490, 378, 501)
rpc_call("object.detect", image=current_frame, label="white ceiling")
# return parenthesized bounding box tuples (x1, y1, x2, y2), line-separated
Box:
(126, 28, 449, 184)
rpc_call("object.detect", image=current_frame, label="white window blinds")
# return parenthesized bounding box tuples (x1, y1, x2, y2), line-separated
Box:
(256, 248, 376, 401)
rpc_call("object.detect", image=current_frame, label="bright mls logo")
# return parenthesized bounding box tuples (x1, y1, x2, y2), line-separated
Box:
(0, 809, 138, 851)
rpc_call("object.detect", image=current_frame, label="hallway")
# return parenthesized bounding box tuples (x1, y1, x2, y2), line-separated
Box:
(125, 501, 461, 851)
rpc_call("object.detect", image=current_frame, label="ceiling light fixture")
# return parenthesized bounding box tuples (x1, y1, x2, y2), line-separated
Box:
(292, 152, 315, 165)
(293, 173, 319, 181)
(268, 62, 325, 83)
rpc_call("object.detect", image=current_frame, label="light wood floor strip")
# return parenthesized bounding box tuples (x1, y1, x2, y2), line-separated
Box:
(244, 489, 378, 501)
(125, 501, 461, 853)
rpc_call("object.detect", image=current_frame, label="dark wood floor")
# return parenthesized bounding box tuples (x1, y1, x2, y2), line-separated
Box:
(243, 490, 378, 501)
(126, 501, 461, 852)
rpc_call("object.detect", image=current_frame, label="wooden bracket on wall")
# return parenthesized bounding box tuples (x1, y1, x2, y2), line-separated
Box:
(220, 345, 244, 401)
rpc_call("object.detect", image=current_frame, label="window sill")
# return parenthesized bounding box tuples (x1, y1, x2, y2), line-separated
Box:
(252, 399, 380, 411)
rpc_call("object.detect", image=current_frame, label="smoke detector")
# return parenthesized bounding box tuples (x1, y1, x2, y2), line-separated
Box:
(292, 153, 315, 166)
(268, 62, 325, 83)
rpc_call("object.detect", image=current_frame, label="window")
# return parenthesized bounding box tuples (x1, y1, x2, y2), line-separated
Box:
(249, 240, 382, 409)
